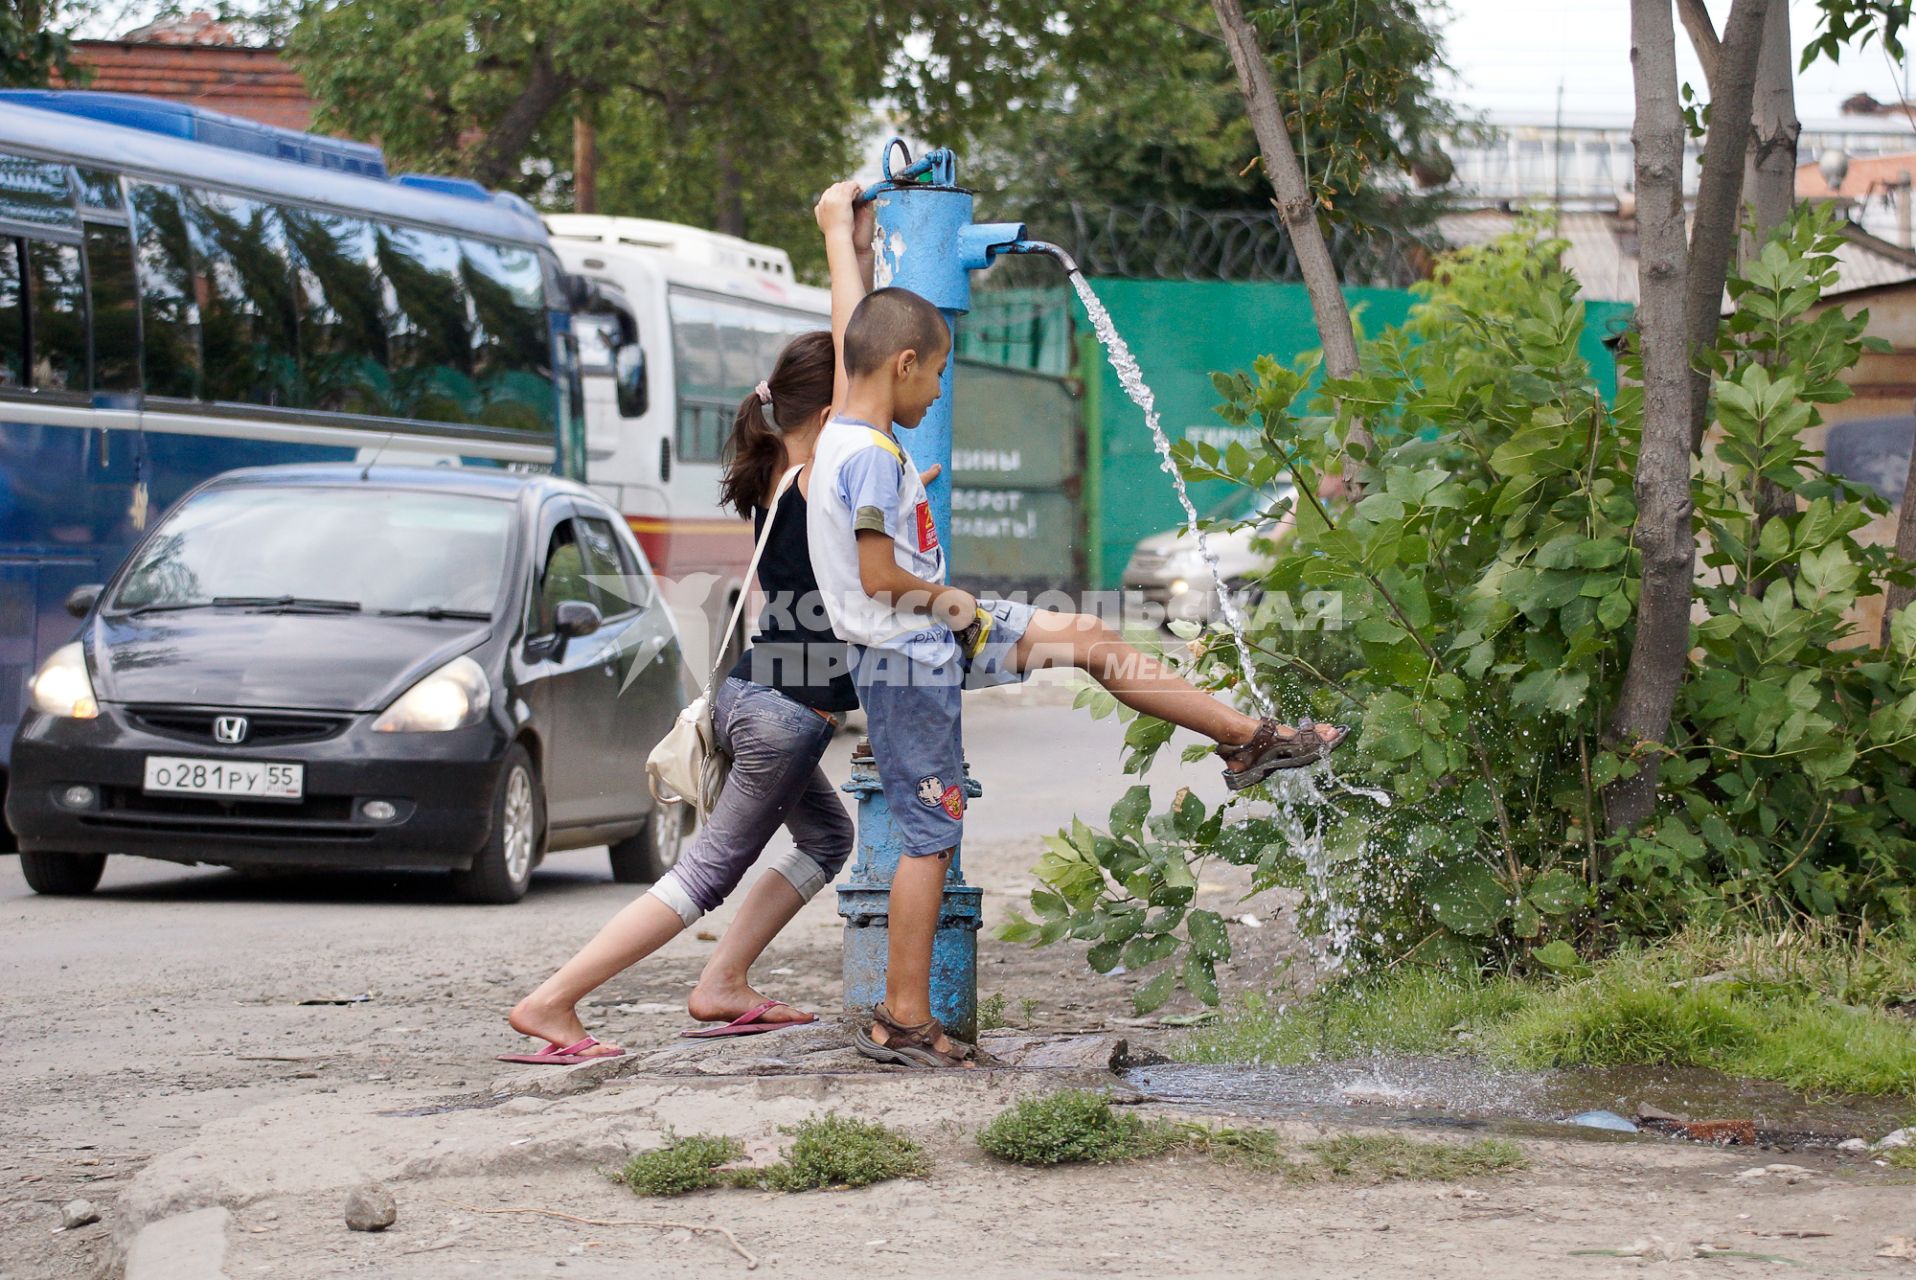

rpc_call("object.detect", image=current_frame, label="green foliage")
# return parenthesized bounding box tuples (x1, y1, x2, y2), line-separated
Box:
(1177, 972, 1532, 1065)
(983, 0, 1456, 245)
(978, 992, 1009, 1032)
(616, 1132, 742, 1197)
(616, 1117, 928, 1196)
(1303, 1135, 1526, 1182)
(1182, 928, 1916, 1097)
(1, 1, 87, 89)
(747, 1115, 929, 1192)
(977, 1089, 1171, 1165)
(1019, 204, 1916, 994)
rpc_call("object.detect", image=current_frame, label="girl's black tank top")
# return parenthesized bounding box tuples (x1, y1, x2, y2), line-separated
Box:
(724, 477, 858, 712)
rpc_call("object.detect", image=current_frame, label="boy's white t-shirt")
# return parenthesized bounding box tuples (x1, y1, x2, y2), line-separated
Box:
(806, 416, 957, 664)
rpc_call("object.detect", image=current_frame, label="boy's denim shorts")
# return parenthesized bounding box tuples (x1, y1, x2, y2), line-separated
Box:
(851, 645, 966, 858)
(963, 596, 1037, 689)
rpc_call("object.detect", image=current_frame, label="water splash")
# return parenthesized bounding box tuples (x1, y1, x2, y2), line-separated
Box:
(1069, 272, 1275, 716)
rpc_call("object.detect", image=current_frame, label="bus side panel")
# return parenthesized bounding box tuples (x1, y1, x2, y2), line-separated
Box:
(0, 418, 132, 771)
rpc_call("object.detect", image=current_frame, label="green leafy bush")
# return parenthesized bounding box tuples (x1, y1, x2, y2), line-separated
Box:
(617, 1133, 742, 1197)
(977, 1089, 1169, 1165)
(748, 1115, 928, 1191)
(1008, 205, 1916, 999)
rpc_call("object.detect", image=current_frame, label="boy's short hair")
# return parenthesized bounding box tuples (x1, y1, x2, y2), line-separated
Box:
(843, 287, 949, 377)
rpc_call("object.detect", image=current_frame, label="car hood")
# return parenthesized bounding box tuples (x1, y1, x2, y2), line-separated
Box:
(1130, 522, 1265, 564)
(88, 611, 494, 712)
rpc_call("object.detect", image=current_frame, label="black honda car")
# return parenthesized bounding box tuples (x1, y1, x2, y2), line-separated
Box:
(5, 464, 692, 903)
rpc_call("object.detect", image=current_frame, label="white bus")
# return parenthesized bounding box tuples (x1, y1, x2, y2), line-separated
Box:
(546, 215, 830, 670)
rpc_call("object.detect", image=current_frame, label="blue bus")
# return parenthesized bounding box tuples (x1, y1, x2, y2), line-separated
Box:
(0, 92, 588, 841)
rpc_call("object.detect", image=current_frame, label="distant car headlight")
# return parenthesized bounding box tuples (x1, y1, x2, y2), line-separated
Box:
(372, 655, 491, 733)
(28, 642, 99, 719)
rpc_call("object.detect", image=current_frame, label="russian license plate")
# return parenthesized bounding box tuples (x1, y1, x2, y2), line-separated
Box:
(143, 756, 304, 800)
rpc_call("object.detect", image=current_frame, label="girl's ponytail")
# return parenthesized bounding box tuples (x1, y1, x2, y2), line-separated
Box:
(716, 329, 837, 518)
(719, 387, 782, 518)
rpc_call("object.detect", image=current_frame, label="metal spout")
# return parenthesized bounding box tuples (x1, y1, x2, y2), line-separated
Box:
(1001, 239, 1081, 275)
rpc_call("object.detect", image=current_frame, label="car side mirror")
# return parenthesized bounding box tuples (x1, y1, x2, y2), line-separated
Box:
(64, 584, 104, 618)
(547, 599, 602, 661)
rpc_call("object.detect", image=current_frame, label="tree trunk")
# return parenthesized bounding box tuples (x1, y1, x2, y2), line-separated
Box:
(1682, 0, 1769, 454)
(1209, 0, 1369, 464)
(712, 139, 747, 239)
(572, 115, 598, 214)
(467, 46, 575, 190)
(1742, 4, 1803, 531)
(1743, 2, 1801, 256)
(1606, 0, 1699, 838)
(1881, 405, 1916, 647)
(1676, 0, 1721, 87)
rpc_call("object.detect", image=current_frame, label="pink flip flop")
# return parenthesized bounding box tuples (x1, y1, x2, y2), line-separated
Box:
(680, 1000, 815, 1038)
(496, 1035, 626, 1065)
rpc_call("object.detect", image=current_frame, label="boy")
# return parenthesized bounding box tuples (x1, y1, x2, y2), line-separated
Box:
(807, 286, 984, 1067)
(810, 282, 1347, 1068)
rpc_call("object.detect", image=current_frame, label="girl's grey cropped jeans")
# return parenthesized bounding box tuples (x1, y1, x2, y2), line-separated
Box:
(647, 676, 854, 926)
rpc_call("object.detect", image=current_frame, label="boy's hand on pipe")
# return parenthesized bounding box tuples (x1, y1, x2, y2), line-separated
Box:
(853, 196, 876, 257)
(917, 463, 941, 488)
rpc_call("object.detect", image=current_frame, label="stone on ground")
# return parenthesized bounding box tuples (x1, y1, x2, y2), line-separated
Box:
(342, 1183, 396, 1232)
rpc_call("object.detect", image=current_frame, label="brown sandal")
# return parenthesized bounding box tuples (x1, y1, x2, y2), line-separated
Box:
(855, 1003, 977, 1069)
(1217, 717, 1348, 790)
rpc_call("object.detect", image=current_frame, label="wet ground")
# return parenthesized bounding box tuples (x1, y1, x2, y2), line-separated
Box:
(1127, 1059, 1914, 1151)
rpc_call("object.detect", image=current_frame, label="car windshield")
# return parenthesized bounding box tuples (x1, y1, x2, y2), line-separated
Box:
(1205, 483, 1294, 524)
(109, 486, 512, 616)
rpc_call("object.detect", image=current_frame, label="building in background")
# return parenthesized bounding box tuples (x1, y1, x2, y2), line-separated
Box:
(57, 12, 315, 133)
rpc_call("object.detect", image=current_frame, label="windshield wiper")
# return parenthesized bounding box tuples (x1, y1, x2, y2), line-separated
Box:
(119, 600, 222, 617)
(212, 595, 363, 613)
(377, 607, 492, 621)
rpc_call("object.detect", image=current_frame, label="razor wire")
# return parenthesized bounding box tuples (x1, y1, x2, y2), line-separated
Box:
(1028, 201, 1432, 286)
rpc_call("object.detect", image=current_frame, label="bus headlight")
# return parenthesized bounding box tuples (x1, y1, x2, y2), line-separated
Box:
(372, 655, 491, 733)
(29, 643, 99, 719)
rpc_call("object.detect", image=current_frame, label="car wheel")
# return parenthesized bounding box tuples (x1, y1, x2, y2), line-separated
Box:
(450, 744, 543, 905)
(19, 851, 106, 896)
(607, 802, 687, 884)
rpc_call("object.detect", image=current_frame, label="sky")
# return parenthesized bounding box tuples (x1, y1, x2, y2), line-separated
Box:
(1439, 0, 1915, 126)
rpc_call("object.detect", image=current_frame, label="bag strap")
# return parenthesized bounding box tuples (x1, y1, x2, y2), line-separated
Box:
(702, 464, 803, 696)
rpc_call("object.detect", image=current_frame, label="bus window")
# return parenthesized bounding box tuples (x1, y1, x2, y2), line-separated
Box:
(669, 291, 726, 461)
(74, 168, 123, 214)
(128, 182, 200, 401)
(284, 208, 387, 416)
(85, 221, 139, 395)
(0, 153, 77, 232)
(377, 224, 473, 424)
(27, 240, 86, 392)
(0, 240, 22, 387)
(187, 190, 299, 408)
(462, 238, 550, 431)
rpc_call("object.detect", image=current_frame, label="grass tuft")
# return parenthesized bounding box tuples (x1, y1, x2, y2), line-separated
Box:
(979, 992, 1009, 1032)
(1884, 1145, 1916, 1171)
(748, 1115, 929, 1192)
(617, 1133, 741, 1197)
(1303, 1134, 1527, 1182)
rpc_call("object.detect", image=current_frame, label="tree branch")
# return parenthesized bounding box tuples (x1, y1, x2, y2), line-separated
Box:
(1676, 0, 1722, 88)
(1683, 0, 1771, 453)
(1209, 0, 1370, 467)
(466, 43, 579, 190)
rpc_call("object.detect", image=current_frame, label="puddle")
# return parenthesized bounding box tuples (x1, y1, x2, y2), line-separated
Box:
(1124, 1059, 1910, 1151)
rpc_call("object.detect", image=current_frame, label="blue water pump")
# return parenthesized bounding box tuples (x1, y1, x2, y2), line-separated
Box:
(835, 141, 1070, 1042)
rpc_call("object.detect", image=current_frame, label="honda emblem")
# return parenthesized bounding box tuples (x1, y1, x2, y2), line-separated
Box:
(213, 715, 249, 744)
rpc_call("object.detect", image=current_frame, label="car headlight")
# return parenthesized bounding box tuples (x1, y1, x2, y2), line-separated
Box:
(372, 655, 491, 733)
(28, 642, 99, 719)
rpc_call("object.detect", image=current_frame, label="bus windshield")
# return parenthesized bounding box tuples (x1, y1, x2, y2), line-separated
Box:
(109, 487, 512, 617)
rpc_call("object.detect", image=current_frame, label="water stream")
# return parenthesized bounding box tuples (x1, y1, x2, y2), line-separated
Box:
(1069, 272, 1277, 716)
